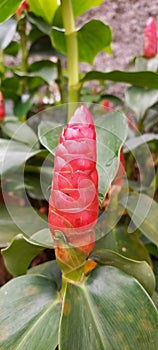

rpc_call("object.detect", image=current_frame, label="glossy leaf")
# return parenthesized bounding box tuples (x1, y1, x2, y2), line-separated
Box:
(0, 274, 62, 349)
(135, 56, 158, 72)
(125, 86, 158, 118)
(95, 110, 128, 197)
(81, 70, 158, 90)
(31, 228, 54, 248)
(1, 77, 20, 100)
(27, 13, 51, 35)
(89, 249, 155, 296)
(38, 121, 63, 156)
(51, 20, 112, 64)
(28, 0, 58, 24)
(0, 18, 16, 50)
(28, 260, 62, 290)
(4, 41, 19, 56)
(15, 60, 57, 85)
(1, 234, 45, 276)
(0, 0, 22, 22)
(14, 95, 35, 118)
(125, 133, 158, 152)
(94, 226, 152, 265)
(60, 266, 158, 350)
(0, 139, 40, 176)
(121, 193, 158, 246)
(72, 0, 103, 18)
(2, 117, 39, 149)
(0, 205, 47, 247)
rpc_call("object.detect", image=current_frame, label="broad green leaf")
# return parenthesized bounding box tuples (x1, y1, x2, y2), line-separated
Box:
(120, 193, 158, 246)
(125, 86, 158, 118)
(60, 266, 158, 350)
(89, 249, 155, 296)
(31, 228, 54, 248)
(51, 20, 112, 64)
(125, 133, 158, 152)
(0, 0, 22, 22)
(95, 110, 128, 197)
(81, 70, 158, 90)
(1, 77, 20, 100)
(1, 117, 39, 149)
(28, 0, 58, 24)
(28, 260, 62, 290)
(15, 60, 57, 85)
(38, 121, 63, 155)
(27, 13, 51, 35)
(1, 234, 45, 276)
(14, 95, 35, 118)
(4, 41, 19, 56)
(0, 205, 47, 247)
(94, 226, 152, 265)
(0, 274, 62, 349)
(0, 139, 40, 175)
(72, 0, 103, 18)
(29, 35, 63, 58)
(0, 18, 16, 50)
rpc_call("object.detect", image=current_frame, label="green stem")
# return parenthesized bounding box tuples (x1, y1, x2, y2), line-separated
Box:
(17, 18, 28, 93)
(57, 58, 65, 104)
(61, 0, 80, 120)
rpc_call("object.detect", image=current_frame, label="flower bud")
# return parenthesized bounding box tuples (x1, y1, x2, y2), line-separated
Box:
(16, 1, 29, 18)
(143, 17, 157, 58)
(48, 105, 98, 261)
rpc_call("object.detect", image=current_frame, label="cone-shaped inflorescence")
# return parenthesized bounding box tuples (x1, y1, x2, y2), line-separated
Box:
(48, 105, 98, 267)
(143, 17, 157, 58)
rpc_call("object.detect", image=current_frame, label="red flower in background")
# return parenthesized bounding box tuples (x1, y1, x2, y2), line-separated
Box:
(48, 105, 98, 258)
(0, 92, 5, 121)
(16, 0, 29, 18)
(143, 17, 157, 58)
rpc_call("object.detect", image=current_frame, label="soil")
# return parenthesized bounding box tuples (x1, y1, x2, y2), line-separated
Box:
(1, 0, 158, 286)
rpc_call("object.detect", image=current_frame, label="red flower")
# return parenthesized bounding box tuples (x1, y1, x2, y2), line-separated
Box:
(16, 0, 29, 18)
(48, 105, 98, 258)
(143, 17, 157, 58)
(0, 92, 5, 121)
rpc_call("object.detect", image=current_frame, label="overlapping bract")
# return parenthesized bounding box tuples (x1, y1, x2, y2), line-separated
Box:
(48, 105, 98, 256)
(143, 17, 157, 58)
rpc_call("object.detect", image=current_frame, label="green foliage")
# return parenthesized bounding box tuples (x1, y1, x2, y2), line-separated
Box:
(0, 0, 22, 22)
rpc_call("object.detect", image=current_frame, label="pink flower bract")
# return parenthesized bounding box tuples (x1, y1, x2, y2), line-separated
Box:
(48, 105, 98, 255)
(143, 17, 157, 58)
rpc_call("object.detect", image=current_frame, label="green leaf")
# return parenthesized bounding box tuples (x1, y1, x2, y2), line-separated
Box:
(0, 139, 40, 175)
(31, 228, 54, 248)
(1, 117, 39, 149)
(4, 41, 19, 56)
(38, 121, 63, 155)
(81, 70, 158, 90)
(14, 95, 35, 118)
(0, 18, 16, 50)
(125, 86, 158, 118)
(1, 77, 20, 100)
(1, 234, 45, 276)
(60, 266, 158, 350)
(15, 60, 57, 85)
(135, 56, 158, 72)
(28, 260, 62, 290)
(0, 0, 22, 22)
(0, 274, 62, 349)
(51, 20, 112, 64)
(125, 133, 158, 152)
(28, 0, 59, 24)
(120, 193, 158, 246)
(95, 110, 128, 197)
(72, 0, 103, 18)
(27, 13, 51, 35)
(94, 226, 152, 265)
(0, 205, 47, 247)
(89, 249, 155, 296)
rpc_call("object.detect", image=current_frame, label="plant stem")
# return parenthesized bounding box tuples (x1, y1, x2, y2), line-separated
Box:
(61, 0, 80, 120)
(57, 58, 65, 104)
(17, 18, 28, 94)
